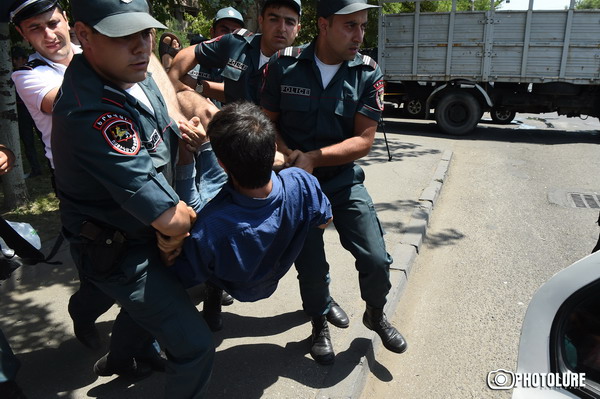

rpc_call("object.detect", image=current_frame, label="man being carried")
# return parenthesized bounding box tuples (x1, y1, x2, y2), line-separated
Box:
(161, 102, 333, 340)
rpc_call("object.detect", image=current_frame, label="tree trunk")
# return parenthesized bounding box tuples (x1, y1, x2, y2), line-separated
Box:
(0, 22, 29, 209)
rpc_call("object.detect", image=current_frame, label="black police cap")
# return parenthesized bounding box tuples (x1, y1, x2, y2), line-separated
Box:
(4, 0, 59, 25)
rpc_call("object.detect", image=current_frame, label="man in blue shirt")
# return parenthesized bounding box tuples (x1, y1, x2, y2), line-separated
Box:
(161, 102, 333, 343)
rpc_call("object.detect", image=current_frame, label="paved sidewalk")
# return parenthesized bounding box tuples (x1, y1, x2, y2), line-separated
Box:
(0, 130, 451, 399)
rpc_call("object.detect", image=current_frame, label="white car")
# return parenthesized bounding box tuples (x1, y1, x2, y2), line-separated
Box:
(511, 251, 600, 398)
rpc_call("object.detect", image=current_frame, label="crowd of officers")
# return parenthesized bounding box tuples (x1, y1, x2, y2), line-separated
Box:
(1, 0, 408, 397)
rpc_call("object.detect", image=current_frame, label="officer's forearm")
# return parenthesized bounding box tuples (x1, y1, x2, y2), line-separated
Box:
(200, 81, 226, 103)
(152, 201, 194, 237)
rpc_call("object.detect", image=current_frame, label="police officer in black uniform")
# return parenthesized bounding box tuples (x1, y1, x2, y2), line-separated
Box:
(262, 0, 408, 365)
(52, 0, 213, 396)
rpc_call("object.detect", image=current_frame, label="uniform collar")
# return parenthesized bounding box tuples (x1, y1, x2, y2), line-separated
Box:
(300, 39, 364, 68)
(224, 171, 281, 209)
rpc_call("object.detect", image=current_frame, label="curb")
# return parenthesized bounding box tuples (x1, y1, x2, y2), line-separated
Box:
(315, 150, 453, 399)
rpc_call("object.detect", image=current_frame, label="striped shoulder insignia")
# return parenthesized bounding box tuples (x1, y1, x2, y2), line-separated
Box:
(101, 85, 127, 108)
(233, 28, 254, 37)
(278, 46, 303, 58)
(361, 54, 378, 70)
(16, 59, 48, 71)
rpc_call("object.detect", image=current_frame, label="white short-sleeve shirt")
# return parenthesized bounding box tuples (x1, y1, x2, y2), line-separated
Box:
(11, 43, 82, 168)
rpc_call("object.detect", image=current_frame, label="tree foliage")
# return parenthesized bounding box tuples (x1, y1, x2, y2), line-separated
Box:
(575, 0, 600, 9)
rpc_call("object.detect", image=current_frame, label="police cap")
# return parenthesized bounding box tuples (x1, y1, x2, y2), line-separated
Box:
(317, 0, 379, 18)
(5, 0, 59, 25)
(71, 0, 166, 38)
(214, 7, 244, 28)
(263, 0, 302, 16)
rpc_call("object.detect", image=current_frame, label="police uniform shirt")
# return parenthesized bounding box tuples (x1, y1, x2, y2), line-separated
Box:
(11, 43, 82, 168)
(194, 29, 264, 104)
(261, 41, 386, 154)
(52, 54, 180, 240)
(171, 168, 332, 302)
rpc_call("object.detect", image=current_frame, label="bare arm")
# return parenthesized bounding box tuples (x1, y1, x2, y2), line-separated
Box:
(41, 87, 60, 114)
(151, 200, 196, 237)
(263, 108, 377, 174)
(199, 80, 226, 104)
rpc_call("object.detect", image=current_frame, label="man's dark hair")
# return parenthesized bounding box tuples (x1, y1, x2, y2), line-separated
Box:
(208, 102, 276, 189)
(261, 1, 300, 18)
(13, 3, 63, 28)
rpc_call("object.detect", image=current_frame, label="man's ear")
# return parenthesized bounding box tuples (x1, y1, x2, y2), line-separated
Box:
(74, 21, 90, 47)
(15, 25, 25, 41)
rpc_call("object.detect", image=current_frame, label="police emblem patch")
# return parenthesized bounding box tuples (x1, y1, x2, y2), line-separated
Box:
(374, 80, 385, 111)
(94, 113, 141, 155)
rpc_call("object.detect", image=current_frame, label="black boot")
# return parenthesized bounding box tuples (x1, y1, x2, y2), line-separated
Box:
(203, 284, 223, 332)
(221, 291, 234, 306)
(363, 305, 407, 354)
(326, 298, 349, 329)
(310, 316, 335, 365)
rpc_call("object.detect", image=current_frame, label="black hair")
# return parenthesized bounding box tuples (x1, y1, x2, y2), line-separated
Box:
(261, 1, 300, 18)
(11, 46, 28, 60)
(207, 102, 276, 189)
(13, 2, 63, 28)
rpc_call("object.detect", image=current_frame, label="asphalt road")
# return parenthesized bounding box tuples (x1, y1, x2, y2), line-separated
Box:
(361, 112, 600, 399)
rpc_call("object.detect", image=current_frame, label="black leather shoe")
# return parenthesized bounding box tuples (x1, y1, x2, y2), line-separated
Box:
(310, 316, 335, 365)
(221, 291, 234, 306)
(0, 381, 27, 399)
(94, 353, 153, 378)
(203, 284, 223, 332)
(73, 320, 102, 351)
(363, 306, 407, 354)
(326, 298, 349, 329)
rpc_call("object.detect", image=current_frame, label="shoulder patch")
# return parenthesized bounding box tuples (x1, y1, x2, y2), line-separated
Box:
(233, 28, 254, 37)
(278, 46, 303, 59)
(374, 80, 385, 111)
(16, 59, 48, 71)
(93, 113, 141, 155)
(101, 85, 126, 108)
(361, 54, 378, 70)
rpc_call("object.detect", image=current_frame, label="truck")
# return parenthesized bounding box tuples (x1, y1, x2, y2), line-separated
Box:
(377, 0, 600, 135)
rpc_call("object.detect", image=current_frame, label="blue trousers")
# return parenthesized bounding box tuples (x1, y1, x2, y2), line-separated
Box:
(295, 164, 393, 316)
(71, 243, 214, 398)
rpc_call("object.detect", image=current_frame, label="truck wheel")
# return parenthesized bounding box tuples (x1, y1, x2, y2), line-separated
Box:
(435, 91, 481, 135)
(490, 108, 516, 124)
(402, 98, 426, 118)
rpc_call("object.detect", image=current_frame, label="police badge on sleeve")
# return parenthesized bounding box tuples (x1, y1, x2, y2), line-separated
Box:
(94, 113, 141, 155)
(374, 80, 385, 111)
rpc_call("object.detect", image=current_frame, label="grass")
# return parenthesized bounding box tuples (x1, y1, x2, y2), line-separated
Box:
(0, 139, 61, 245)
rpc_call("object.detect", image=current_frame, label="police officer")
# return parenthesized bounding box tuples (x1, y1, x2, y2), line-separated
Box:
(182, 6, 245, 99)
(261, 0, 408, 365)
(168, 0, 301, 114)
(52, 0, 213, 396)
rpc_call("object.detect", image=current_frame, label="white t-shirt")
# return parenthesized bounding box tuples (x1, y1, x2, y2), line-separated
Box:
(126, 83, 154, 115)
(11, 43, 82, 168)
(315, 55, 342, 89)
(259, 51, 271, 70)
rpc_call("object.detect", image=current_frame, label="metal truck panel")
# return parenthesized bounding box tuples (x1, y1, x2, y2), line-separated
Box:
(380, 8, 600, 85)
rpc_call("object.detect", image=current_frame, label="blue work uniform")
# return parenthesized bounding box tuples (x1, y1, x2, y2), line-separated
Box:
(261, 41, 392, 315)
(172, 168, 332, 302)
(195, 29, 264, 104)
(52, 54, 214, 398)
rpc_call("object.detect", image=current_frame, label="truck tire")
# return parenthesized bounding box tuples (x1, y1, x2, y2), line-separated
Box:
(490, 107, 516, 124)
(402, 98, 426, 118)
(434, 91, 481, 135)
